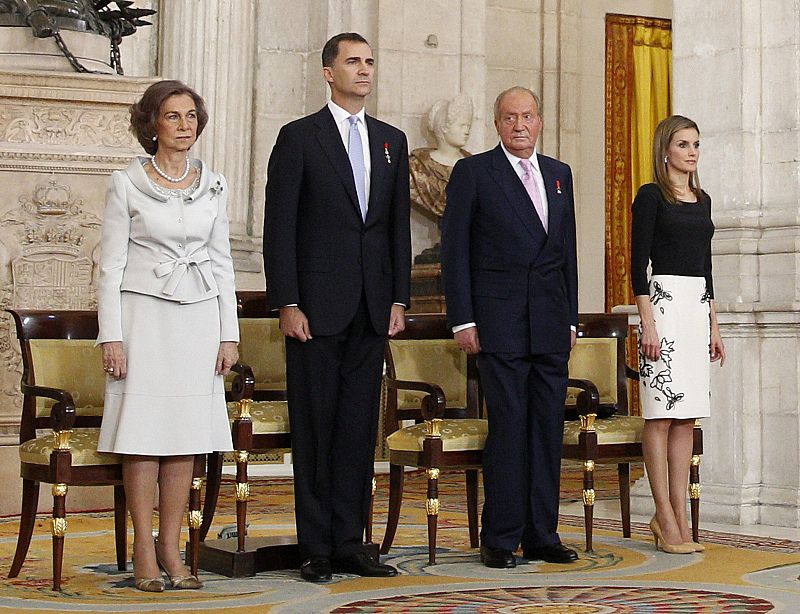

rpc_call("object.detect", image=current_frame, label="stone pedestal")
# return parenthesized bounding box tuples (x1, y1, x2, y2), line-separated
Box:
(410, 263, 445, 314)
(0, 69, 155, 514)
(0, 27, 114, 74)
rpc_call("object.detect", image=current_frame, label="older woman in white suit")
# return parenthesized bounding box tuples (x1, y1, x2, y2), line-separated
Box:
(96, 80, 238, 592)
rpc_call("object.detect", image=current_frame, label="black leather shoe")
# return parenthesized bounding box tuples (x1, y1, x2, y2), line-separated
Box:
(332, 551, 398, 577)
(300, 556, 332, 582)
(522, 542, 578, 564)
(480, 545, 516, 568)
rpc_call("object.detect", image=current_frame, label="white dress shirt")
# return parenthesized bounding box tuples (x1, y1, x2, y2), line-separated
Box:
(327, 100, 371, 206)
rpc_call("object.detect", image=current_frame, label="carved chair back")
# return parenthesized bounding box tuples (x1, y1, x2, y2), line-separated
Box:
(567, 313, 630, 419)
(8, 309, 104, 442)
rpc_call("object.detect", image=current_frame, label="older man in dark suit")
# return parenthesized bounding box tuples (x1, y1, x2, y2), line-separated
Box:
(264, 32, 411, 582)
(441, 86, 579, 569)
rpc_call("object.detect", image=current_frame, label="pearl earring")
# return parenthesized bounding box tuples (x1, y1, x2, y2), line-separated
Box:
(152, 135, 157, 141)
(664, 155, 668, 164)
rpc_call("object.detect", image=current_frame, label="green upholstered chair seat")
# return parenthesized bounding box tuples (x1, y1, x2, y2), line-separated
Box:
(565, 393, 616, 407)
(562, 415, 645, 446)
(226, 401, 290, 435)
(19, 428, 121, 466)
(386, 419, 488, 452)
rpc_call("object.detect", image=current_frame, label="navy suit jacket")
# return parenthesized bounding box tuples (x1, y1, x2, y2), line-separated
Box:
(264, 106, 411, 336)
(441, 144, 578, 355)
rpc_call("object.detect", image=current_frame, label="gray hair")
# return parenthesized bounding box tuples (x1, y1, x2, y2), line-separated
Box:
(493, 86, 542, 122)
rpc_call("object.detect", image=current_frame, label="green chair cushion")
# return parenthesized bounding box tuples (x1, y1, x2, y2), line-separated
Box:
(19, 428, 121, 466)
(226, 401, 290, 435)
(562, 415, 645, 446)
(386, 419, 487, 452)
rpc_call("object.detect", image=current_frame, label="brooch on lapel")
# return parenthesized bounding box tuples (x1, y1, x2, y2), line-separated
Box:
(384, 142, 391, 164)
(210, 179, 224, 199)
(555, 179, 562, 195)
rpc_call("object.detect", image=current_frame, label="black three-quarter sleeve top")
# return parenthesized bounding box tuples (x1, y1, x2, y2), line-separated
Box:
(630, 183, 715, 298)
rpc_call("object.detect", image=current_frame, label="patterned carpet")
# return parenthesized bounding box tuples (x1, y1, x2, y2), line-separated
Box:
(1, 466, 799, 613)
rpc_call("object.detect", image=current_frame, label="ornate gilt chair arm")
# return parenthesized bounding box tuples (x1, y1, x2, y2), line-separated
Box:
(22, 384, 77, 432)
(228, 362, 255, 401)
(385, 377, 447, 421)
(567, 377, 600, 415)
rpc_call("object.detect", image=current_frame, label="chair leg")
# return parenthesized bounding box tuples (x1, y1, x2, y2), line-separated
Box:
(425, 467, 440, 565)
(618, 462, 631, 538)
(582, 460, 595, 553)
(689, 454, 701, 542)
(51, 483, 68, 591)
(465, 469, 479, 548)
(9, 479, 40, 578)
(113, 485, 127, 571)
(235, 450, 249, 552)
(187, 475, 203, 577)
(201, 451, 224, 541)
(365, 477, 376, 545)
(380, 464, 404, 554)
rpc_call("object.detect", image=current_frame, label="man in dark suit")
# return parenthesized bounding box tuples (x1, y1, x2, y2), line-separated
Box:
(441, 86, 578, 569)
(263, 32, 411, 582)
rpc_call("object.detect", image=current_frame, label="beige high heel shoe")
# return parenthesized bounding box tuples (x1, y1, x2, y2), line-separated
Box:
(132, 549, 165, 592)
(134, 577, 166, 592)
(649, 517, 695, 554)
(154, 540, 203, 590)
(684, 540, 705, 552)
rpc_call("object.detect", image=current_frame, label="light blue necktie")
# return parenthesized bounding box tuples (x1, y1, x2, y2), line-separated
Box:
(347, 115, 367, 221)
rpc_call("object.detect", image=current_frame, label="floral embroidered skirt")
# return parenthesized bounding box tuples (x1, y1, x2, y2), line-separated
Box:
(638, 275, 711, 420)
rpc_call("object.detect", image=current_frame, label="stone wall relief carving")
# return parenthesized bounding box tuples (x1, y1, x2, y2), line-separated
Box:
(0, 179, 101, 399)
(0, 104, 133, 147)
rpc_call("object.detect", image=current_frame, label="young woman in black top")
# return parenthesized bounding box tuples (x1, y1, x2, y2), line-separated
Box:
(631, 115, 725, 554)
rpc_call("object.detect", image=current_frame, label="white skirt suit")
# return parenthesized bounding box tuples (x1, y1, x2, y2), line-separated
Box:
(96, 157, 237, 455)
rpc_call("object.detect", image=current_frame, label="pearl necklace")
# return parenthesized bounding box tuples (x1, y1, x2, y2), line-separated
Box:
(150, 154, 190, 183)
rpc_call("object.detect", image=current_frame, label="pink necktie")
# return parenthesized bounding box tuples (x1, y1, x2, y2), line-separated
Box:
(519, 158, 548, 233)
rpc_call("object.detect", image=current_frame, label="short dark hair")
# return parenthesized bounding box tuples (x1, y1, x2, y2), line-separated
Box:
(322, 32, 369, 68)
(129, 80, 209, 155)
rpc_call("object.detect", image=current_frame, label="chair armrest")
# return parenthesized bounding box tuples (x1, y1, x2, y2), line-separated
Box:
(21, 383, 76, 431)
(567, 377, 600, 415)
(228, 362, 255, 401)
(626, 365, 640, 381)
(384, 377, 447, 420)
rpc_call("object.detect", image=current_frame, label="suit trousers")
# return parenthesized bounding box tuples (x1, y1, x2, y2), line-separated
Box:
(478, 350, 569, 551)
(285, 295, 385, 559)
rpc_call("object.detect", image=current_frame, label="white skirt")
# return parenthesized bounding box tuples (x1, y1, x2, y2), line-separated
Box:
(638, 275, 711, 420)
(98, 291, 233, 455)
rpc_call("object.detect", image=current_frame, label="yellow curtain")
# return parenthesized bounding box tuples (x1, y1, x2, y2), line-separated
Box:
(604, 15, 672, 312)
(631, 24, 672, 203)
(605, 15, 671, 414)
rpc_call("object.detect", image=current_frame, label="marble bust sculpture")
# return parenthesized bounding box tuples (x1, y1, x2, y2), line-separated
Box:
(409, 93, 474, 223)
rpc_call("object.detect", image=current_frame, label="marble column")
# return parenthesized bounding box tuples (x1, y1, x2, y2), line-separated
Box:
(157, 0, 261, 273)
(631, 0, 800, 527)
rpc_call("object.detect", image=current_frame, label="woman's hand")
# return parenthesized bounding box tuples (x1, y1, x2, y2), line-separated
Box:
(709, 326, 726, 365)
(101, 341, 127, 379)
(216, 341, 239, 376)
(639, 323, 661, 361)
